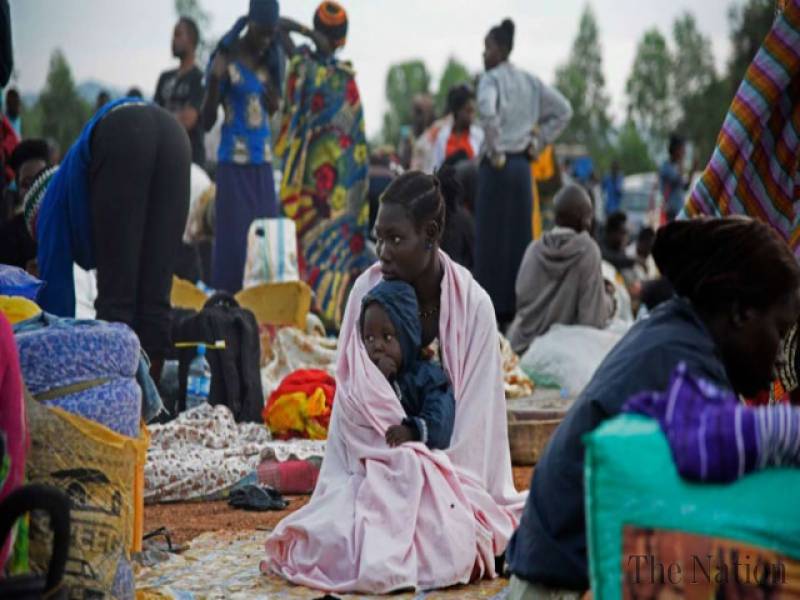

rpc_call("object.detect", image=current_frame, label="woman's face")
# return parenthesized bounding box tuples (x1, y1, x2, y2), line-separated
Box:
(483, 35, 504, 71)
(722, 291, 800, 397)
(374, 202, 432, 284)
(454, 99, 476, 131)
(246, 21, 274, 54)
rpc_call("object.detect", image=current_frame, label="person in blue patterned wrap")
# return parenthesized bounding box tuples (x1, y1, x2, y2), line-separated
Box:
(201, 0, 283, 294)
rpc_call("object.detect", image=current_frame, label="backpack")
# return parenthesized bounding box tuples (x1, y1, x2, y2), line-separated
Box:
(171, 293, 264, 423)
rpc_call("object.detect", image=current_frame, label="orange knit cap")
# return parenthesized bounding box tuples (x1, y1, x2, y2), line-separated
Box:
(314, 1, 348, 48)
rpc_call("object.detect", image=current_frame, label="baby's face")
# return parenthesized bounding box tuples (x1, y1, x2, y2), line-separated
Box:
(362, 303, 403, 380)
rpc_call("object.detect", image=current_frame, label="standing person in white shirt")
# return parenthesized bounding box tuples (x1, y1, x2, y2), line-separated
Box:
(475, 18, 572, 329)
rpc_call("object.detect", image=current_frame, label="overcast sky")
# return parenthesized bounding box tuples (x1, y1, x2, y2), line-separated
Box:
(11, 0, 735, 137)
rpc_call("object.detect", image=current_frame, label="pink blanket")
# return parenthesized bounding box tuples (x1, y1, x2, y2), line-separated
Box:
(263, 253, 526, 593)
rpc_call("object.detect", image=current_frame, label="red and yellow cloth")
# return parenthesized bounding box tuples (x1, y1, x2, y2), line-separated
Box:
(263, 369, 336, 440)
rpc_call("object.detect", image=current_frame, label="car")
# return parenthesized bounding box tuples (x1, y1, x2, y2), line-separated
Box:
(620, 172, 660, 233)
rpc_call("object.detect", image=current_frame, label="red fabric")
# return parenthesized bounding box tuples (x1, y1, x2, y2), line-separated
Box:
(257, 459, 320, 495)
(263, 369, 336, 439)
(445, 130, 475, 161)
(0, 115, 19, 185)
(0, 312, 28, 570)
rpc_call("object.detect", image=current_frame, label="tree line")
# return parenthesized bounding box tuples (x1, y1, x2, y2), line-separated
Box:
(380, 0, 776, 176)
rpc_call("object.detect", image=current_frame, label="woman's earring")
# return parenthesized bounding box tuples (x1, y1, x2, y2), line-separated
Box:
(426, 241, 433, 250)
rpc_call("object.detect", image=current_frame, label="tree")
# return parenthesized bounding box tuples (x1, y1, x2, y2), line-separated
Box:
(554, 4, 612, 170)
(35, 50, 91, 153)
(434, 57, 472, 115)
(614, 119, 656, 175)
(726, 0, 775, 96)
(625, 28, 672, 157)
(671, 12, 726, 166)
(381, 60, 431, 146)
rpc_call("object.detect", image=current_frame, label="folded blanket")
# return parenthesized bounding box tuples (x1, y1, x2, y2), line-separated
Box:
(42, 377, 142, 438)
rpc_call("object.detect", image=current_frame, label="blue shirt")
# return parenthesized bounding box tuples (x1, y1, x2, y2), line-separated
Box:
(37, 98, 145, 317)
(602, 173, 623, 215)
(218, 60, 272, 165)
(506, 297, 730, 590)
(659, 160, 687, 217)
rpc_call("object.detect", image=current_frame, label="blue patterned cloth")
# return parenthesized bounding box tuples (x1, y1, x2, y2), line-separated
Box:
(43, 378, 141, 438)
(13, 313, 163, 432)
(218, 61, 273, 165)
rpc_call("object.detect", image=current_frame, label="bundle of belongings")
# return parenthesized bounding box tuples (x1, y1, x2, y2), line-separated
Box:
(0, 264, 151, 600)
(145, 402, 325, 503)
(585, 365, 800, 598)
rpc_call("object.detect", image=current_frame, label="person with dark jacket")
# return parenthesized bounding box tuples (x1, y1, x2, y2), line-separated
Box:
(505, 217, 800, 598)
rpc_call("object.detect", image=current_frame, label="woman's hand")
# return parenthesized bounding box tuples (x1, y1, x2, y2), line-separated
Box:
(210, 53, 228, 80)
(385, 424, 415, 447)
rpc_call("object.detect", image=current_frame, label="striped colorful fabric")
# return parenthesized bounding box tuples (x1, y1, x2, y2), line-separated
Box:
(682, 0, 800, 254)
(624, 363, 800, 483)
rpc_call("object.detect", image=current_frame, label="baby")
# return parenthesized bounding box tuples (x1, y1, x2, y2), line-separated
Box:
(360, 279, 455, 449)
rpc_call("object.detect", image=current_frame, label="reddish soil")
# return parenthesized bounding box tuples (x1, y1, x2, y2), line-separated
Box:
(144, 467, 534, 545)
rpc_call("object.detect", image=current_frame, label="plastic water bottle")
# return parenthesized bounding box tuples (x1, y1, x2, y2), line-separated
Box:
(186, 344, 211, 410)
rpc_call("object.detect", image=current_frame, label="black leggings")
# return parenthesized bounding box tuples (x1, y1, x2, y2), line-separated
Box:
(90, 104, 190, 360)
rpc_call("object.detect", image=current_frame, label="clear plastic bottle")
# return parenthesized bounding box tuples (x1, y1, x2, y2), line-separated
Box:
(186, 344, 211, 410)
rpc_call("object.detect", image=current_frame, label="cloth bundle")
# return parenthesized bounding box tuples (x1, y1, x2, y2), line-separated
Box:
(263, 369, 335, 440)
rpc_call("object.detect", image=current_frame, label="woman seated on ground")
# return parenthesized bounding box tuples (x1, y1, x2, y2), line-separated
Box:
(262, 169, 525, 593)
(505, 217, 800, 599)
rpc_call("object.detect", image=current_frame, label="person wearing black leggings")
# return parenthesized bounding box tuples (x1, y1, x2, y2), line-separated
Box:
(21, 99, 190, 378)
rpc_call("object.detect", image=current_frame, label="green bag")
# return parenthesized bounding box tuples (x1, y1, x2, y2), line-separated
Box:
(584, 414, 800, 598)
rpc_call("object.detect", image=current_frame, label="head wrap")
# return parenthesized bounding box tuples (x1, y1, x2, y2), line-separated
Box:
(249, 0, 280, 26)
(361, 280, 421, 368)
(314, 1, 348, 49)
(652, 216, 800, 312)
(23, 166, 59, 239)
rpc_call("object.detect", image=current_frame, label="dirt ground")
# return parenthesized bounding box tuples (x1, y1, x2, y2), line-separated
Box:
(144, 466, 535, 545)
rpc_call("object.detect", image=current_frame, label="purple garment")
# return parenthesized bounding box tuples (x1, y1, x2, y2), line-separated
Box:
(624, 363, 800, 482)
(211, 162, 278, 293)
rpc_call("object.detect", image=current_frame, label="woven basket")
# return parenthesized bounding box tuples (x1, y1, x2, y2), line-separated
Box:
(508, 416, 563, 466)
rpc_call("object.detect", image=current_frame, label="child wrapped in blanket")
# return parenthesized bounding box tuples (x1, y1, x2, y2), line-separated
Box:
(360, 279, 455, 449)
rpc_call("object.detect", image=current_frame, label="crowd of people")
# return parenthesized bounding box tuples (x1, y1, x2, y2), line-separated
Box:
(1, 0, 800, 597)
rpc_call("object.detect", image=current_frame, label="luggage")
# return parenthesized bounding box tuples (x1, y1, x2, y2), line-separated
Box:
(14, 316, 142, 437)
(0, 265, 43, 301)
(172, 293, 264, 423)
(242, 218, 300, 289)
(585, 414, 800, 598)
(26, 396, 146, 600)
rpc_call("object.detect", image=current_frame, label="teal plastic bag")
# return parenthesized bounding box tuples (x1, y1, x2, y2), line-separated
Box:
(584, 414, 800, 598)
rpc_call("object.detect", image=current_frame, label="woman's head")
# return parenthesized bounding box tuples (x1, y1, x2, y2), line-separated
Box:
(653, 217, 800, 396)
(484, 19, 514, 70)
(314, 1, 348, 51)
(246, 0, 279, 54)
(374, 167, 461, 284)
(447, 84, 476, 132)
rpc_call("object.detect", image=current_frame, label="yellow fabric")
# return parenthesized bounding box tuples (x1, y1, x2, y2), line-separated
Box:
(532, 145, 556, 181)
(170, 277, 312, 330)
(265, 387, 330, 440)
(532, 170, 542, 241)
(26, 395, 147, 596)
(0, 295, 41, 324)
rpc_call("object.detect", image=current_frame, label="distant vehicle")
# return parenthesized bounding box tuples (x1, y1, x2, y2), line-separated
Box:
(621, 172, 660, 232)
(51, 468, 122, 516)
